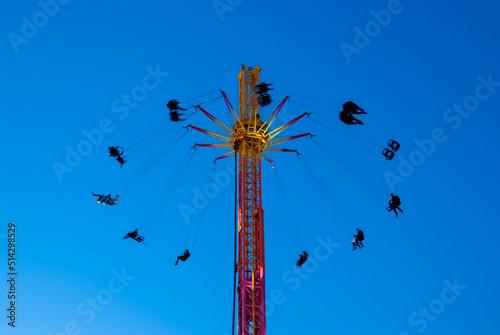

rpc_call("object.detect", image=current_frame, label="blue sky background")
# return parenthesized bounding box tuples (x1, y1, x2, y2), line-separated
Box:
(1, 0, 500, 334)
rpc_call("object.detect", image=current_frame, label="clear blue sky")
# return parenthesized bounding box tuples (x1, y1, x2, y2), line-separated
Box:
(1, 0, 500, 334)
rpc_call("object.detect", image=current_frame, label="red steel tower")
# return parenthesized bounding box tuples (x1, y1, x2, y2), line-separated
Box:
(188, 64, 310, 335)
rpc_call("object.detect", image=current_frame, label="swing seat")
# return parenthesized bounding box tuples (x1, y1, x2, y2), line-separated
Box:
(135, 236, 147, 246)
(387, 140, 400, 152)
(382, 148, 395, 160)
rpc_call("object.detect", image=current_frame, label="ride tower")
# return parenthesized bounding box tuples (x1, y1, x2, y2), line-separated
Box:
(234, 65, 266, 335)
(188, 64, 310, 335)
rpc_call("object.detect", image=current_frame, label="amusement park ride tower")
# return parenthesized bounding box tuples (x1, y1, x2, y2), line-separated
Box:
(189, 64, 310, 335)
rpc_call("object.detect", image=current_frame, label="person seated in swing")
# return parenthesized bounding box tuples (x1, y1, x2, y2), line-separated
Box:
(339, 110, 364, 125)
(388, 193, 403, 217)
(296, 251, 309, 269)
(343, 101, 366, 114)
(99, 194, 119, 206)
(257, 94, 272, 107)
(108, 146, 127, 166)
(123, 228, 139, 239)
(169, 111, 186, 122)
(254, 83, 273, 94)
(175, 249, 191, 265)
(123, 229, 147, 245)
(167, 99, 187, 112)
(356, 228, 364, 249)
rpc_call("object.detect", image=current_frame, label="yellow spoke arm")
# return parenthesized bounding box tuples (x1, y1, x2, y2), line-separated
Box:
(266, 112, 309, 140)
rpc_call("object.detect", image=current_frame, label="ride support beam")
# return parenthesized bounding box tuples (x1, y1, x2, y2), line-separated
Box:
(235, 64, 266, 335)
